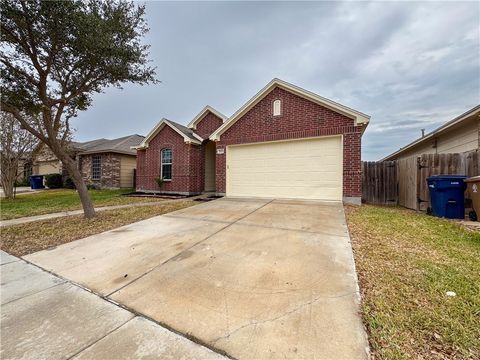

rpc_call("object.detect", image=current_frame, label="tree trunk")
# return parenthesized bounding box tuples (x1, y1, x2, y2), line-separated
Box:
(1, 174, 15, 199)
(56, 150, 96, 218)
(0, 157, 18, 199)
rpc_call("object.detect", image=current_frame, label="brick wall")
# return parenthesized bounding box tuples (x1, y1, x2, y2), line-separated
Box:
(215, 86, 363, 198)
(79, 153, 121, 189)
(137, 87, 364, 198)
(136, 125, 203, 193)
(195, 112, 224, 139)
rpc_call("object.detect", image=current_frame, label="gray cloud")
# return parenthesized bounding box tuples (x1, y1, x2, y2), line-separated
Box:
(71, 1, 480, 160)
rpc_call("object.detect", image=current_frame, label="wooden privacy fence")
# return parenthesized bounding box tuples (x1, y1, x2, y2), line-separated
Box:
(361, 161, 397, 205)
(417, 151, 479, 211)
(362, 150, 480, 210)
(397, 156, 418, 209)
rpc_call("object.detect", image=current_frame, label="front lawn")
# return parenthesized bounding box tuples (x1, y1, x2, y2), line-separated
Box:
(345, 205, 480, 360)
(0, 188, 159, 220)
(1, 200, 196, 256)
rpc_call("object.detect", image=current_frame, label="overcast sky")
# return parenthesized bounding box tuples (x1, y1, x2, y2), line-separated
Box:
(72, 1, 480, 160)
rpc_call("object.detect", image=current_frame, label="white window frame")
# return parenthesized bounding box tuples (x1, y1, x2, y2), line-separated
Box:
(160, 148, 172, 181)
(91, 155, 101, 180)
(273, 99, 282, 116)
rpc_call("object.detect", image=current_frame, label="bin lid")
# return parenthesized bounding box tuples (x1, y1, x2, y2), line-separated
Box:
(427, 175, 467, 181)
(465, 175, 480, 183)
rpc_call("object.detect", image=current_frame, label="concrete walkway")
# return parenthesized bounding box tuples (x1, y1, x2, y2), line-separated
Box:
(0, 187, 45, 198)
(0, 200, 175, 227)
(0, 250, 226, 360)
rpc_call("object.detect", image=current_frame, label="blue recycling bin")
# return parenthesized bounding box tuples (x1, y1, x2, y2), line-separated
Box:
(427, 175, 467, 219)
(29, 175, 45, 189)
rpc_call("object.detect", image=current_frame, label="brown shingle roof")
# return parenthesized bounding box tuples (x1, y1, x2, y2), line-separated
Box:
(74, 134, 145, 156)
(167, 120, 202, 142)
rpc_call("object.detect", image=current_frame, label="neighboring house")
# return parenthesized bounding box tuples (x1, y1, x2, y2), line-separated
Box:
(382, 105, 480, 161)
(76, 134, 144, 189)
(11, 156, 33, 182)
(28, 134, 144, 189)
(134, 78, 370, 204)
(32, 146, 62, 175)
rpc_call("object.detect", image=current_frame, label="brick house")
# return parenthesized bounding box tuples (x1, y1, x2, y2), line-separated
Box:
(76, 135, 144, 189)
(24, 135, 143, 189)
(134, 79, 370, 204)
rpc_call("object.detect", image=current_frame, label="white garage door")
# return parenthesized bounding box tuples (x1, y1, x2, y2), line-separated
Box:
(226, 136, 343, 200)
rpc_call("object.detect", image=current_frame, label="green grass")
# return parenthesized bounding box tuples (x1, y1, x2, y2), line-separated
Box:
(345, 205, 480, 360)
(0, 188, 159, 220)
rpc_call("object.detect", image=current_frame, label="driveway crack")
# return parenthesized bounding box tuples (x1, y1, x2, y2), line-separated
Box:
(211, 291, 357, 345)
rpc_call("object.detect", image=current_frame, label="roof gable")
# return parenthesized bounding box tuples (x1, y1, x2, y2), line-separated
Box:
(133, 119, 203, 150)
(210, 78, 370, 141)
(187, 105, 227, 130)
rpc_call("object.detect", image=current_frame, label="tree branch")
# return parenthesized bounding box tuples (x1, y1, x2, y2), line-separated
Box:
(0, 58, 40, 86)
(19, 0, 44, 76)
(1, 103, 48, 143)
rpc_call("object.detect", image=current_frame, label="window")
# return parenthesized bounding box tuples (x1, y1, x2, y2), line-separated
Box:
(161, 149, 172, 181)
(91, 155, 101, 180)
(273, 99, 282, 116)
(23, 162, 33, 179)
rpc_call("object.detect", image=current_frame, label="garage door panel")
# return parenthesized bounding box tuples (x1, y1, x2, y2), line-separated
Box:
(231, 185, 340, 200)
(226, 137, 343, 201)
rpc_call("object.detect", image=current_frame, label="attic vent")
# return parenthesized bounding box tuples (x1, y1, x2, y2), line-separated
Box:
(273, 99, 281, 116)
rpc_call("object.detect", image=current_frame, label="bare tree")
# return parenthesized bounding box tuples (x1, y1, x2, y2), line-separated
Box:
(0, 112, 37, 199)
(1, 0, 157, 217)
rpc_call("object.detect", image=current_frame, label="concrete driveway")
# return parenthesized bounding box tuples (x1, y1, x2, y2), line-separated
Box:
(25, 198, 369, 359)
(1, 251, 225, 360)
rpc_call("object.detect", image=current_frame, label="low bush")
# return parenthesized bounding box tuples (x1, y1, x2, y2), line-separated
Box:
(15, 177, 30, 187)
(155, 177, 165, 188)
(45, 173, 63, 189)
(63, 177, 75, 189)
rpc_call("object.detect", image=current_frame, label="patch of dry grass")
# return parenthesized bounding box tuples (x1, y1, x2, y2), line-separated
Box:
(345, 205, 480, 360)
(1, 200, 195, 257)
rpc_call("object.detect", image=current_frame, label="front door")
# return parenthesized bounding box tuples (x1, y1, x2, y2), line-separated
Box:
(204, 141, 216, 192)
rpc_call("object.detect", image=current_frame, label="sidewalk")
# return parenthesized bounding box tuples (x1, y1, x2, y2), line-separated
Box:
(0, 187, 45, 198)
(0, 250, 225, 360)
(1, 200, 171, 227)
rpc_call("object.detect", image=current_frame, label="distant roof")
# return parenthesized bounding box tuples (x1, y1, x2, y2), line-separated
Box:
(74, 134, 145, 156)
(381, 104, 480, 161)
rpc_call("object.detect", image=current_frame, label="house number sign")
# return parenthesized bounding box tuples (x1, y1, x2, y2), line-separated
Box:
(216, 148, 225, 155)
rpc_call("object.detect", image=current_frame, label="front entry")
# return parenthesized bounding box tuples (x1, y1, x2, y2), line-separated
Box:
(204, 141, 216, 192)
